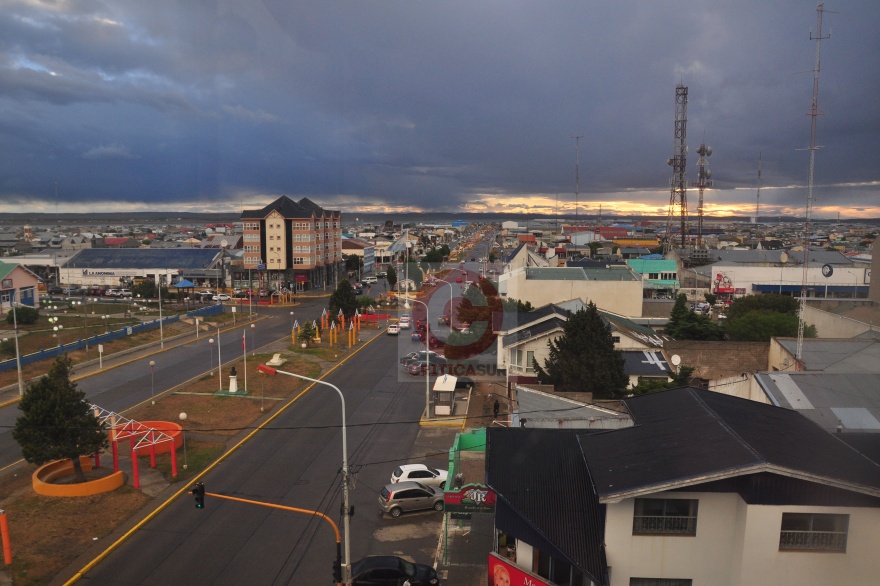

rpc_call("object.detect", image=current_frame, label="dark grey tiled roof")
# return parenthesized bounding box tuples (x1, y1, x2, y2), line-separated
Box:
(582, 387, 880, 502)
(622, 350, 670, 376)
(240, 195, 340, 219)
(487, 428, 608, 585)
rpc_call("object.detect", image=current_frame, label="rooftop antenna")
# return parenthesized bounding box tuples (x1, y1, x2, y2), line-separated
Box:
(664, 84, 689, 253)
(573, 135, 581, 227)
(796, 3, 831, 366)
(754, 153, 762, 224)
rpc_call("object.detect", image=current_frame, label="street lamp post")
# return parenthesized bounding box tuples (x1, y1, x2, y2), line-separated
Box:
(149, 360, 156, 405)
(179, 412, 188, 470)
(102, 315, 108, 333)
(209, 338, 215, 375)
(157, 275, 164, 349)
(405, 298, 431, 418)
(257, 364, 352, 584)
(10, 292, 24, 396)
(250, 323, 256, 356)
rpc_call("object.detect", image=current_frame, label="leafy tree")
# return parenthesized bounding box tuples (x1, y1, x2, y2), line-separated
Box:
(533, 303, 628, 399)
(13, 356, 108, 483)
(422, 248, 445, 263)
(725, 293, 798, 321)
(6, 305, 39, 325)
(665, 294, 725, 341)
(329, 280, 359, 319)
(725, 311, 816, 342)
(704, 293, 717, 305)
(724, 293, 816, 342)
(386, 267, 397, 290)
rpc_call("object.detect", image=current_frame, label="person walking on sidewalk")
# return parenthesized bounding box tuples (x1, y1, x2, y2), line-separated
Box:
(493, 399, 500, 419)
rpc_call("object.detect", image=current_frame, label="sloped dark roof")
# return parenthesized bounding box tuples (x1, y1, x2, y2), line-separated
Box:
(622, 350, 670, 376)
(487, 428, 608, 585)
(62, 248, 223, 270)
(240, 195, 340, 220)
(501, 316, 566, 347)
(503, 242, 526, 264)
(582, 387, 880, 503)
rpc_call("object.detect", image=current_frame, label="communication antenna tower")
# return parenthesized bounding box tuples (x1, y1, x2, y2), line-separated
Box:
(664, 84, 689, 253)
(694, 142, 712, 248)
(796, 3, 831, 366)
(754, 153, 762, 224)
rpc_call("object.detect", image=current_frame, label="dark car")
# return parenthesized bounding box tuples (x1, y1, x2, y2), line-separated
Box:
(47, 286, 64, 295)
(350, 555, 440, 585)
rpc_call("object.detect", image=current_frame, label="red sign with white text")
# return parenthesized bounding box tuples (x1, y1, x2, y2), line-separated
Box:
(488, 552, 550, 586)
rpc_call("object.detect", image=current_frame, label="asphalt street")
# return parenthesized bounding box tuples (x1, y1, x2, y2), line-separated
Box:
(70, 325, 448, 585)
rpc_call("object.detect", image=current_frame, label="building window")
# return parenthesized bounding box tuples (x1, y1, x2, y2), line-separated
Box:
(630, 580, 692, 586)
(648, 273, 659, 279)
(780, 513, 848, 552)
(633, 498, 698, 535)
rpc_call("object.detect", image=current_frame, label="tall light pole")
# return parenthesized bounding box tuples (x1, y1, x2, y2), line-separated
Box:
(10, 292, 24, 396)
(257, 364, 352, 584)
(179, 412, 188, 470)
(149, 360, 156, 405)
(250, 323, 256, 356)
(157, 274, 165, 349)
(216, 327, 222, 392)
(209, 338, 215, 375)
(405, 298, 431, 418)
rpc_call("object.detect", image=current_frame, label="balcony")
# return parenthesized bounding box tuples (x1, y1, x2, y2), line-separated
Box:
(633, 515, 697, 535)
(779, 530, 847, 552)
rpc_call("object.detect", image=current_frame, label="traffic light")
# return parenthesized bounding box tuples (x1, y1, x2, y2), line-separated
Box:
(332, 558, 341, 583)
(191, 482, 205, 509)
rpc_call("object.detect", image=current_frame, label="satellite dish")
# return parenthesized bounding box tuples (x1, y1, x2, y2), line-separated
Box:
(706, 146, 712, 156)
(221, 239, 228, 248)
(780, 252, 788, 264)
(671, 354, 681, 366)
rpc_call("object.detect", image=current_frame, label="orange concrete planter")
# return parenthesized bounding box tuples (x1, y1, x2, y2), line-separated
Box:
(126, 421, 183, 457)
(32, 456, 125, 497)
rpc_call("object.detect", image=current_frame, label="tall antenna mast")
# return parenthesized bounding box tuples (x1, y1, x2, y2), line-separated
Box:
(796, 3, 830, 366)
(694, 142, 713, 248)
(664, 84, 689, 253)
(755, 153, 763, 223)
(573, 135, 581, 227)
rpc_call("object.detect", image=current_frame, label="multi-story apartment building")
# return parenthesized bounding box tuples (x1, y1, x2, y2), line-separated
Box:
(240, 196, 344, 292)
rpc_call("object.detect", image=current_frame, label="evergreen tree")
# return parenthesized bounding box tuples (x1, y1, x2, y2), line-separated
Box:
(329, 279, 359, 320)
(386, 266, 397, 290)
(533, 303, 628, 399)
(13, 356, 108, 483)
(665, 294, 725, 341)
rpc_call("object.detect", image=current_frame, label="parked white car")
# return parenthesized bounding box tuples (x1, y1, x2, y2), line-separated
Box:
(391, 464, 448, 488)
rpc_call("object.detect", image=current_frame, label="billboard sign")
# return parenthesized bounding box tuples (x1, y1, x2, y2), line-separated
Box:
(488, 552, 550, 586)
(445, 483, 496, 513)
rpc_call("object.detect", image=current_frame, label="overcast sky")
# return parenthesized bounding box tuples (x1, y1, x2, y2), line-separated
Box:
(2, 0, 878, 220)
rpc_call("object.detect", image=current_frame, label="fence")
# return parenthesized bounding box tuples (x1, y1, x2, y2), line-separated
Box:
(0, 304, 223, 373)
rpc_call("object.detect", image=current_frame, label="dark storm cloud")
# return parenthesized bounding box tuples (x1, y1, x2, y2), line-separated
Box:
(0, 0, 878, 215)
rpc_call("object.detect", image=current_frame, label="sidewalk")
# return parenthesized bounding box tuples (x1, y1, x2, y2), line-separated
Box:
(421, 382, 504, 585)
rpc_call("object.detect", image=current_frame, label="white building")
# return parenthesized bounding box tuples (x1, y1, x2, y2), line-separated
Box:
(487, 388, 880, 586)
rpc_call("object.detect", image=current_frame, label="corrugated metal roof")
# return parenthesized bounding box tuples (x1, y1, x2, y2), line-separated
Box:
(775, 339, 880, 372)
(63, 248, 223, 270)
(525, 267, 639, 281)
(582, 387, 880, 502)
(515, 386, 630, 428)
(757, 372, 880, 433)
(487, 428, 608, 585)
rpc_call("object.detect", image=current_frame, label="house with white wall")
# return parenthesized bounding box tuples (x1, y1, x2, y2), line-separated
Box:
(487, 388, 880, 586)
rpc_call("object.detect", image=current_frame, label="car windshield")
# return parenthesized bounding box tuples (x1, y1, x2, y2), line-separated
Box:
(380, 486, 391, 499)
(428, 468, 439, 475)
(393, 467, 403, 478)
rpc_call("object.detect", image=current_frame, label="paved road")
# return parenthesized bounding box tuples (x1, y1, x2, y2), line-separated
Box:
(0, 301, 323, 471)
(72, 329, 447, 585)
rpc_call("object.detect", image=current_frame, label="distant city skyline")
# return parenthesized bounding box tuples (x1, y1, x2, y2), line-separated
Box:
(2, 1, 879, 219)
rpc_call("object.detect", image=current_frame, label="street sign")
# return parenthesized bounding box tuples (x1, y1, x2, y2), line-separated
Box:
(257, 264, 266, 271)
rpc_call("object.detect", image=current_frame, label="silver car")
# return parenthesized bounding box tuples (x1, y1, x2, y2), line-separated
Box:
(378, 481, 444, 518)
